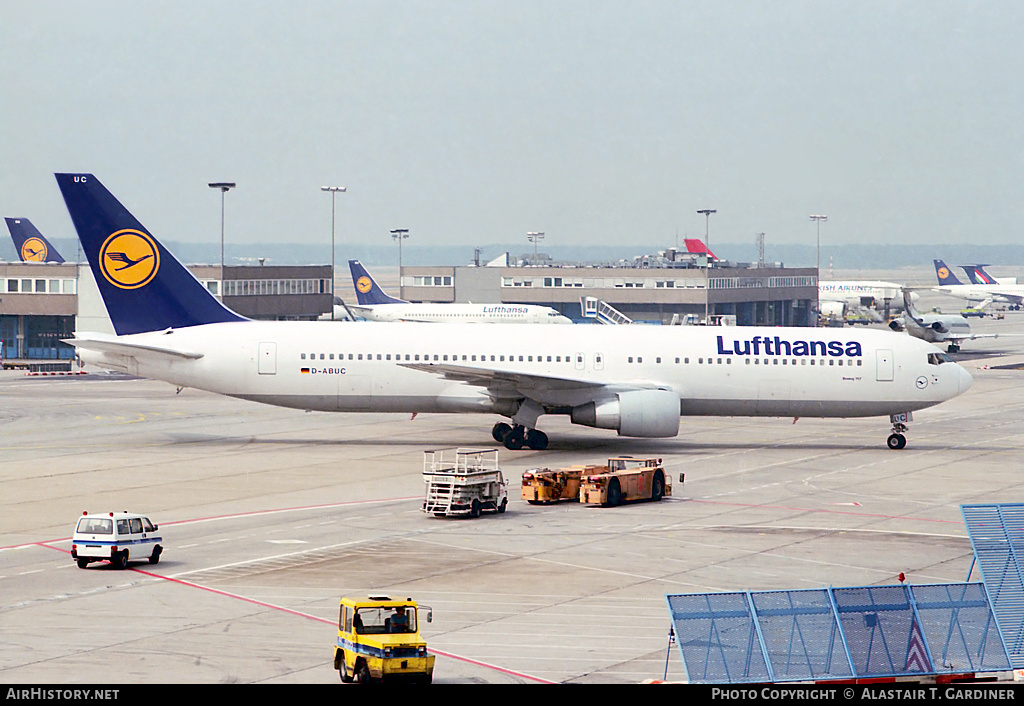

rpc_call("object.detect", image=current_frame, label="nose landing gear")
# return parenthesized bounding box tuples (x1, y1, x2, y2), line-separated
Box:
(887, 414, 910, 450)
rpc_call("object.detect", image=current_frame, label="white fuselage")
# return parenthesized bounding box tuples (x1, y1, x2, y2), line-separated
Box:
(351, 303, 572, 324)
(933, 283, 1024, 307)
(819, 281, 908, 309)
(75, 321, 971, 426)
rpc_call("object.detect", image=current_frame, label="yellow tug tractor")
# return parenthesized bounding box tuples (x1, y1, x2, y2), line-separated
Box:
(334, 595, 435, 684)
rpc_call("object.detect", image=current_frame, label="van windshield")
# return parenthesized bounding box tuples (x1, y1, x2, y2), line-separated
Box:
(77, 518, 113, 534)
(353, 606, 416, 634)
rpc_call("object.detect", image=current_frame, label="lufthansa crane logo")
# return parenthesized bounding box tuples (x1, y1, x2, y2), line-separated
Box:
(937, 266, 950, 280)
(99, 229, 160, 289)
(20, 237, 48, 262)
(356, 276, 373, 294)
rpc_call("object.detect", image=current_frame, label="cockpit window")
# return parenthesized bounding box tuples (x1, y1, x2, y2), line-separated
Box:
(927, 352, 953, 365)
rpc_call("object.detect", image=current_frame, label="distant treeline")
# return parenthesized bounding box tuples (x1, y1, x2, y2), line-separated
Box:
(4, 239, 1024, 270)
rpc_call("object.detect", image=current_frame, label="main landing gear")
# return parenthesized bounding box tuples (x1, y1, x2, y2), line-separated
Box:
(492, 422, 548, 451)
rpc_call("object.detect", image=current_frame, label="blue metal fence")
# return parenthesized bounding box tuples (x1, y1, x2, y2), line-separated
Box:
(667, 583, 1010, 684)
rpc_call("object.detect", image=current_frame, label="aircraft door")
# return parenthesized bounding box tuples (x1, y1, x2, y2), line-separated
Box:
(876, 349, 894, 382)
(258, 342, 277, 375)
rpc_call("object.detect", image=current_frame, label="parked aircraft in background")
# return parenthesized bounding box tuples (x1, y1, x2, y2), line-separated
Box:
(890, 289, 996, 353)
(818, 280, 913, 322)
(960, 265, 1018, 288)
(348, 260, 572, 324)
(933, 259, 1024, 311)
(56, 173, 971, 452)
(5, 217, 65, 262)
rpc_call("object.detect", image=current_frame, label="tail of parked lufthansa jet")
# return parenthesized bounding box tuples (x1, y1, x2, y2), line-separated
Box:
(933, 259, 964, 286)
(55, 174, 248, 335)
(6, 217, 66, 263)
(349, 260, 406, 306)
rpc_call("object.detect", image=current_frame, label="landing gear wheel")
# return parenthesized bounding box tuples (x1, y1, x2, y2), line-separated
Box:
(525, 429, 548, 450)
(503, 425, 526, 450)
(492, 422, 512, 443)
(887, 433, 907, 450)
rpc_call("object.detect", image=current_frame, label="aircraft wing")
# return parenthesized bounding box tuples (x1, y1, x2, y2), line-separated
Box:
(400, 361, 668, 405)
(64, 333, 205, 361)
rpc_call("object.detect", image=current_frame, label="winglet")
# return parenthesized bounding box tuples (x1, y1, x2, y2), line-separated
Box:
(349, 260, 406, 305)
(934, 259, 963, 286)
(55, 173, 247, 335)
(6, 217, 65, 263)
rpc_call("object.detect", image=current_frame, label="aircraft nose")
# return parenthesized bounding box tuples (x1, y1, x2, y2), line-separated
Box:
(958, 364, 973, 394)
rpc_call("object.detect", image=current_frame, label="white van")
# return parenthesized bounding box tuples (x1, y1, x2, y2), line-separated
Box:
(72, 512, 163, 569)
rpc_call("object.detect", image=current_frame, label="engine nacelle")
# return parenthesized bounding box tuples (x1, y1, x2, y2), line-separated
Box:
(819, 301, 846, 319)
(931, 321, 948, 333)
(570, 389, 680, 438)
(889, 319, 905, 332)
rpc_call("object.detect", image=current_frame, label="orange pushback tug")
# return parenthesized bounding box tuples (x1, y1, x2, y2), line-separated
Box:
(579, 457, 671, 507)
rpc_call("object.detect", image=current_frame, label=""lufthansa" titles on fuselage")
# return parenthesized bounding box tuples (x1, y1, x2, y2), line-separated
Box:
(717, 335, 863, 358)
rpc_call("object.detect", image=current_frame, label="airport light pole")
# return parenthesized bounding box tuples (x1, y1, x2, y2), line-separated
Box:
(322, 186, 347, 320)
(697, 209, 716, 323)
(391, 229, 409, 298)
(209, 182, 236, 275)
(810, 214, 828, 325)
(527, 231, 544, 262)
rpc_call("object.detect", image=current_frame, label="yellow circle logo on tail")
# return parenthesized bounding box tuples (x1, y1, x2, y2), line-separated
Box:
(20, 237, 48, 262)
(937, 267, 950, 279)
(99, 229, 160, 289)
(356, 276, 373, 294)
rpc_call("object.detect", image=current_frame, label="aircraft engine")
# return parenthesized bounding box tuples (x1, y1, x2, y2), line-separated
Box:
(570, 389, 680, 437)
(931, 321, 949, 334)
(819, 301, 846, 319)
(889, 319, 905, 332)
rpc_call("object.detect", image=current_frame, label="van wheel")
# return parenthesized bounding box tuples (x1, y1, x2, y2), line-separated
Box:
(339, 652, 353, 683)
(113, 551, 128, 570)
(77, 558, 89, 569)
(470, 499, 481, 518)
(148, 546, 162, 564)
(356, 661, 372, 684)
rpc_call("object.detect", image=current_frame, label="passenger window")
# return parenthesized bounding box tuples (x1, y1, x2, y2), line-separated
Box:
(117, 520, 130, 534)
(129, 518, 143, 533)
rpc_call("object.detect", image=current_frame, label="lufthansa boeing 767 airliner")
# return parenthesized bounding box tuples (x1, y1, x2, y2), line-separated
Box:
(56, 173, 972, 451)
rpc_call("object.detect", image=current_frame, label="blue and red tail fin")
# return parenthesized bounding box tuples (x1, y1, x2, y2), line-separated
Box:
(55, 173, 247, 335)
(349, 260, 406, 305)
(5, 217, 65, 263)
(933, 259, 963, 286)
(961, 265, 998, 285)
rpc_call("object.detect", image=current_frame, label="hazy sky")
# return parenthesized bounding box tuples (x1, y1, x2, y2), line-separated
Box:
(2, 1, 1022, 258)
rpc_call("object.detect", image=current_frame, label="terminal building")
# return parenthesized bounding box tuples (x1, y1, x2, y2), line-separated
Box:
(400, 249, 817, 327)
(1, 245, 817, 369)
(0, 262, 333, 370)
